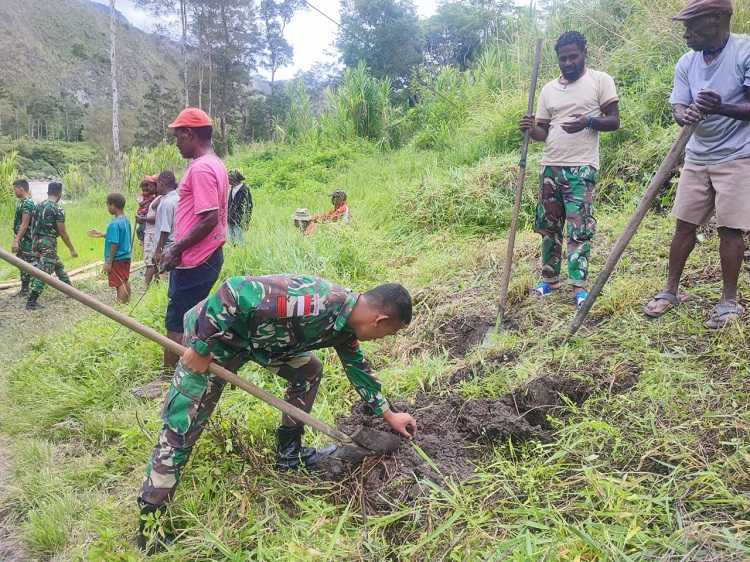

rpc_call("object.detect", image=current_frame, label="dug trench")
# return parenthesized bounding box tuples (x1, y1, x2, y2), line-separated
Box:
(318, 367, 640, 512)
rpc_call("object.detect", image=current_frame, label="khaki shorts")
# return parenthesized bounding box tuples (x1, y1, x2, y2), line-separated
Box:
(672, 157, 750, 230)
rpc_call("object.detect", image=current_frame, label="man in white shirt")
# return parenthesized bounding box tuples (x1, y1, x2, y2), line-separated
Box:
(519, 31, 621, 308)
(154, 170, 179, 267)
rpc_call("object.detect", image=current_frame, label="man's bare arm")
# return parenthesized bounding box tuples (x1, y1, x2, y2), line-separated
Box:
(56, 222, 78, 257)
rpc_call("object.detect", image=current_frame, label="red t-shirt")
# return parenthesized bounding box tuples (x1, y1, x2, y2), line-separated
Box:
(174, 153, 229, 268)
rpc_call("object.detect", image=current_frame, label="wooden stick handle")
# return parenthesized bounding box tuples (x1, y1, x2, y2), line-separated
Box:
(494, 38, 544, 330)
(569, 124, 697, 335)
(0, 247, 353, 445)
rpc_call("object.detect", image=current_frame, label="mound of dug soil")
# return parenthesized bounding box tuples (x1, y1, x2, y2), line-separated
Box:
(324, 376, 593, 511)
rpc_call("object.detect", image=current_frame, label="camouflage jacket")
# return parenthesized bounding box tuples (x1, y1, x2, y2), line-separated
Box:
(188, 274, 390, 415)
(32, 199, 64, 254)
(13, 197, 35, 253)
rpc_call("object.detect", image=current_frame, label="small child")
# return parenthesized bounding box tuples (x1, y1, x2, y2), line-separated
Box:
(135, 177, 157, 243)
(89, 193, 133, 304)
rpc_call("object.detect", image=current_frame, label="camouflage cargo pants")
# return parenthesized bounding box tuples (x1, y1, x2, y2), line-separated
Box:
(138, 309, 324, 508)
(16, 249, 35, 290)
(29, 250, 71, 297)
(534, 165, 598, 287)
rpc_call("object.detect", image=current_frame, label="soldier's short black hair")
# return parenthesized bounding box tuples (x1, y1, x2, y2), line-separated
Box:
(107, 192, 126, 210)
(13, 179, 29, 191)
(555, 31, 587, 53)
(48, 182, 63, 196)
(365, 283, 412, 325)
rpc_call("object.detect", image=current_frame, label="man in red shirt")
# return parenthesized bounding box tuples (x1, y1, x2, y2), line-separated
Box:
(159, 108, 229, 375)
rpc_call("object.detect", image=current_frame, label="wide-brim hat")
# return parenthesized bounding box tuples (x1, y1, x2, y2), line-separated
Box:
(293, 208, 312, 221)
(673, 0, 733, 21)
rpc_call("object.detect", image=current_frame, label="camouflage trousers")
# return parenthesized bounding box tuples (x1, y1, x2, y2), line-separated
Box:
(138, 312, 324, 508)
(16, 249, 35, 290)
(30, 250, 71, 297)
(534, 165, 598, 287)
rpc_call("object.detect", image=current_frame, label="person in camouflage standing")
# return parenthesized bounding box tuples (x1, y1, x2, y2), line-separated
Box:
(519, 31, 621, 307)
(26, 182, 78, 310)
(137, 275, 417, 551)
(11, 179, 35, 297)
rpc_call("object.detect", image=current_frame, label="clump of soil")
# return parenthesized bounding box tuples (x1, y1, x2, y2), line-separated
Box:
(328, 376, 593, 511)
(437, 314, 493, 357)
(449, 350, 519, 385)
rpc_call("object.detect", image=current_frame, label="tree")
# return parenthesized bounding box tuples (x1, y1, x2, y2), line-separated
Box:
(135, 82, 182, 146)
(110, 0, 122, 191)
(423, 1, 513, 71)
(259, 0, 303, 123)
(136, 0, 192, 106)
(337, 0, 423, 92)
(190, 0, 263, 154)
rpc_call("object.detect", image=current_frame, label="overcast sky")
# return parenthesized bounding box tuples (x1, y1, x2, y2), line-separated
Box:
(91, 0, 441, 80)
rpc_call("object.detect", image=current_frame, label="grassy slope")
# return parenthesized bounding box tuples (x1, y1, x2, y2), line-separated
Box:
(1, 141, 749, 560)
(2, 3, 750, 560)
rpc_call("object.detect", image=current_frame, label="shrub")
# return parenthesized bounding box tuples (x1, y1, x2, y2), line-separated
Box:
(400, 152, 540, 234)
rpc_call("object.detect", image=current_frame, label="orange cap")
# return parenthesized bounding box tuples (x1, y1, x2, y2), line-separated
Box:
(168, 107, 213, 129)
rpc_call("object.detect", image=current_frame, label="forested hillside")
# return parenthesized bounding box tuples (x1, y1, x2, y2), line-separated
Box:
(0, 0, 182, 147)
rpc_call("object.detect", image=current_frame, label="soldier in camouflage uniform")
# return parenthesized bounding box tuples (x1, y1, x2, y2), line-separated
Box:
(137, 275, 416, 550)
(26, 182, 78, 310)
(519, 31, 620, 307)
(11, 179, 35, 297)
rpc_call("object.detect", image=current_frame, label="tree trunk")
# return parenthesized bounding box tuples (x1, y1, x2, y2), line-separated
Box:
(181, 0, 189, 107)
(208, 46, 213, 116)
(110, 0, 122, 191)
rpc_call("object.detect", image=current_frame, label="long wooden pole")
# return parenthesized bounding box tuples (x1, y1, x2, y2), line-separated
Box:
(569, 124, 696, 335)
(0, 247, 354, 445)
(492, 38, 544, 335)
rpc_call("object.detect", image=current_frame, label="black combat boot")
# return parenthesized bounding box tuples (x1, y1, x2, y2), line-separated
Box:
(15, 280, 29, 298)
(136, 499, 174, 553)
(276, 425, 337, 470)
(25, 294, 42, 310)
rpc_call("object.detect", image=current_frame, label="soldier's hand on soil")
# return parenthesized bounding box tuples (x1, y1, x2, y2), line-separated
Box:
(562, 114, 589, 134)
(181, 347, 213, 374)
(695, 89, 723, 115)
(70, 250, 78, 258)
(383, 410, 417, 439)
(519, 114, 536, 132)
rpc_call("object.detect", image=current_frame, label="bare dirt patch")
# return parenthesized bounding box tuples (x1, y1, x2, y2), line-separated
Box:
(448, 350, 519, 385)
(437, 314, 494, 357)
(326, 375, 596, 512)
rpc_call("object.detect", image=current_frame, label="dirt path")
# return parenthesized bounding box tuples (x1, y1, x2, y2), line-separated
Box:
(0, 278, 121, 561)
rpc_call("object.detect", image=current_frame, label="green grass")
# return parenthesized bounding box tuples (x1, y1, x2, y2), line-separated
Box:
(0, 196, 140, 281)
(2, 0, 750, 559)
(2, 142, 749, 559)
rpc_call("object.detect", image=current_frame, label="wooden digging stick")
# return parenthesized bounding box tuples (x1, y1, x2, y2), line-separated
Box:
(491, 38, 544, 336)
(0, 247, 355, 446)
(569, 124, 696, 336)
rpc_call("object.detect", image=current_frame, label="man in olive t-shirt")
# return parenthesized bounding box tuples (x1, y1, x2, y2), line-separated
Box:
(519, 31, 620, 308)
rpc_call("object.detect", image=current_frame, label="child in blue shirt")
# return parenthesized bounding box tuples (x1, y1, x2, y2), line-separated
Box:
(89, 193, 132, 303)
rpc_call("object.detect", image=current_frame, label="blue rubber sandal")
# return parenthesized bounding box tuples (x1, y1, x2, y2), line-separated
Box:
(534, 282, 557, 297)
(575, 290, 589, 309)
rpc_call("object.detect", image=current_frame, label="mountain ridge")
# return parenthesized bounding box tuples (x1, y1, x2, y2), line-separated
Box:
(0, 0, 183, 147)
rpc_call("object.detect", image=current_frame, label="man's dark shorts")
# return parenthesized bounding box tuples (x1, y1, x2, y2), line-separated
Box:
(166, 247, 224, 333)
